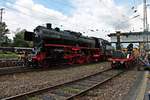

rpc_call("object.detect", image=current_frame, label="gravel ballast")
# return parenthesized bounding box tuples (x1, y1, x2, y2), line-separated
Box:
(0, 62, 110, 98)
(76, 69, 141, 100)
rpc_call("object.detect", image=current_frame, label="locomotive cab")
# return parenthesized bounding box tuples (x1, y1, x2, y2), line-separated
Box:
(24, 31, 35, 41)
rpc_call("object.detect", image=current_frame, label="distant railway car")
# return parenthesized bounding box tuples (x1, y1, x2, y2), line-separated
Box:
(14, 47, 32, 53)
(24, 23, 113, 67)
(0, 47, 14, 52)
(0, 47, 32, 53)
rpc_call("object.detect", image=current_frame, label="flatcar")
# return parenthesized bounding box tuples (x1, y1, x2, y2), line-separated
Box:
(109, 50, 136, 69)
(24, 23, 113, 67)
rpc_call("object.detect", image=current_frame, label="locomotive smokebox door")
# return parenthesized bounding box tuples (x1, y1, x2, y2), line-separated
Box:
(24, 31, 34, 41)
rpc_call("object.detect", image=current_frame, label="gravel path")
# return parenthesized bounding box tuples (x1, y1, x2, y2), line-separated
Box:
(0, 62, 110, 99)
(76, 69, 140, 100)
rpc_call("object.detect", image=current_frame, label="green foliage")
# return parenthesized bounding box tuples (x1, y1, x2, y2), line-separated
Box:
(0, 22, 12, 46)
(27, 97, 41, 100)
(61, 87, 81, 93)
(13, 29, 33, 47)
(0, 22, 9, 36)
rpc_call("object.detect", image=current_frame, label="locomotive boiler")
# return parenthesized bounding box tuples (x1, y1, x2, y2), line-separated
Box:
(24, 23, 113, 67)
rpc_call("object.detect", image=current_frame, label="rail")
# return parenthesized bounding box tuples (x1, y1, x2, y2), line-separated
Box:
(2, 68, 124, 100)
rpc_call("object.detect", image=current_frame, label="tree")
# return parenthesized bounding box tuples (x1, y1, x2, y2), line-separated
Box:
(1, 36, 12, 46)
(0, 22, 11, 46)
(13, 29, 32, 47)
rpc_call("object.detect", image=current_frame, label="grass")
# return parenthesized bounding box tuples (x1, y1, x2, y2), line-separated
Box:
(0, 51, 18, 59)
(27, 97, 42, 100)
(61, 86, 81, 93)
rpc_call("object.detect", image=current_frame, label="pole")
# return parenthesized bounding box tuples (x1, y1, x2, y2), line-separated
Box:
(0, 8, 4, 23)
(0, 8, 4, 47)
(143, 0, 148, 32)
(143, 0, 149, 51)
(116, 31, 121, 50)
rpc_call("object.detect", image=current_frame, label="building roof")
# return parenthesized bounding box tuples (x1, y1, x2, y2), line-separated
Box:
(108, 31, 150, 37)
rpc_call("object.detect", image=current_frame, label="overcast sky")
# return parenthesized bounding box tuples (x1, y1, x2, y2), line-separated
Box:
(0, 0, 149, 40)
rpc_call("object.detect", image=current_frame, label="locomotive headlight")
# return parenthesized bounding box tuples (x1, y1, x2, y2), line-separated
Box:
(120, 61, 124, 64)
(113, 61, 116, 63)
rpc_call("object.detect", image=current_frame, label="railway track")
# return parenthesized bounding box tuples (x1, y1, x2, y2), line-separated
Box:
(0, 62, 71, 75)
(0, 66, 33, 75)
(0, 59, 23, 68)
(0, 65, 57, 75)
(2, 68, 124, 100)
(0, 62, 108, 76)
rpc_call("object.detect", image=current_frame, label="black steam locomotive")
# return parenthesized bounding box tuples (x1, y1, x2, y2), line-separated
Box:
(25, 23, 113, 67)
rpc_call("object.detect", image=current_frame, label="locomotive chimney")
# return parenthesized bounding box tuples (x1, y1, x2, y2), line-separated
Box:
(46, 23, 52, 29)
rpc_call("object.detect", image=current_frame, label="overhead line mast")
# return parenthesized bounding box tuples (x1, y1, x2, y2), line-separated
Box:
(143, 0, 148, 32)
(0, 8, 4, 23)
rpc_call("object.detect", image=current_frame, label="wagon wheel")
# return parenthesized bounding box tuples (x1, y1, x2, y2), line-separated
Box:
(77, 56, 85, 64)
(125, 62, 129, 69)
(111, 63, 116, 69)
(42, 60, 49, 68)
(68, 58, 75, 65)
(86, 56, 91, 63)
(102, 56, 106, 61)
(133, 59, 137, 65)
(129, 61, 132, 68)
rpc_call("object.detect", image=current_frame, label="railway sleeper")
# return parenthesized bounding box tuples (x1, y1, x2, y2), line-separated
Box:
(90, 75, 110, 80)
(39, 81, 96, 100)
(78, 80, 99, 85)
(87, 77, 105, 82)
(59, 86, 81, 94)
(50, 89, 74, 97)
(37, 86, 82, 100)
(73, 82, 93, 87)
(66, 84, 87, 90)
(100, 70, 120, 76)
(38, 93, 66, 100)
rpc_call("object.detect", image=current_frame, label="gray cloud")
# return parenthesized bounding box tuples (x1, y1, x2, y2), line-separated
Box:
(3, 0, 145, 40)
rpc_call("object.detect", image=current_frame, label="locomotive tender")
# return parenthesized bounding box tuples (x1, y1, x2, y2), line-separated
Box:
(25, 23, 113, 67)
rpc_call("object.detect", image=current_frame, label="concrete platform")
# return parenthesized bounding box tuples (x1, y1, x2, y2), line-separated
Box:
(136, 71, 149, 100)
(123, 71, 149, 100)
(144, 72, 150, 100)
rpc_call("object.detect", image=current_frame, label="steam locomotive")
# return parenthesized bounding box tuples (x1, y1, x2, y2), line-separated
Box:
(25, 23, 113, 67)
